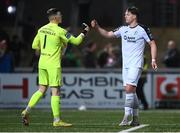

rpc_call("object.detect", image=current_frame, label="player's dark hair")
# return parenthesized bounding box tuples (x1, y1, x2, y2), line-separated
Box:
(127, 6, 139, 19)
(47, 8, 61, 17)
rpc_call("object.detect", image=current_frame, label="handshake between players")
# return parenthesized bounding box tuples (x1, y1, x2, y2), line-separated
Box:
(22, 7, 158, 128)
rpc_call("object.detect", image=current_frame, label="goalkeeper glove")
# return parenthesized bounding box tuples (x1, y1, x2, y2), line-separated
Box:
(82, 23, 89, 35)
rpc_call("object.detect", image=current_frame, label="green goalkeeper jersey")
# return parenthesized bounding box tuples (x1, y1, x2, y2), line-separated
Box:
(32, 22, 84, 69)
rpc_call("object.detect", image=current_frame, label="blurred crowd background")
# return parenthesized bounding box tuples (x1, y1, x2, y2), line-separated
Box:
(0, 0, 180, 73)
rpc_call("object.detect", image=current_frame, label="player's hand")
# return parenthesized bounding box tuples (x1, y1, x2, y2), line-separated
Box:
(151, 59, 158, 71)
(82, 23, 90, 32)
(91, 19, 99, 28)
(82, 23, 89, 35)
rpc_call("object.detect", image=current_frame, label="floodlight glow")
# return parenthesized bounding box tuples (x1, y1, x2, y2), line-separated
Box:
(7, 5, 16, 14)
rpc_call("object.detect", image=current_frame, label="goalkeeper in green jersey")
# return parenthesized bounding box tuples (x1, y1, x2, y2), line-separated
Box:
(21, 8, 89, 127)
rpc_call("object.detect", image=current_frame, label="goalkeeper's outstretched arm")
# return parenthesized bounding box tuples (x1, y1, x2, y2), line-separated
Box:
(68, 33, 85, 46)
(67, 23, 90, 46)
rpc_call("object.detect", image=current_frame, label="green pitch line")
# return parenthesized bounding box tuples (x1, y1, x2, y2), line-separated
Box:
(0, 109, 180, 132)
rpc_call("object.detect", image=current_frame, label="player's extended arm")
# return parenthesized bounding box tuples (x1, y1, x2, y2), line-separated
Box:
(91, 19, 115, 38)
(149, 40, 158, 70)
(67, 23, 89, 46)
(68, 33, 85, 46)
(32, 34, 40, 50)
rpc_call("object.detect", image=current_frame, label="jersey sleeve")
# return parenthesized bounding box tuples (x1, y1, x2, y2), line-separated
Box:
(142, 26, 154, 43)
(59, 29, 70, 44)
(68, 34, 83, 45)
(113, 26, 123, 38)
(32, 32, 40, 50)
(60, 29, 83, 46)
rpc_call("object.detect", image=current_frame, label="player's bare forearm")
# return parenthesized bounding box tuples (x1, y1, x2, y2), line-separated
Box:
(97, 27, 115, 38)
(91, 19, 115, 38)
(149, 40, 158, 70)
(149, 40, 157, 60)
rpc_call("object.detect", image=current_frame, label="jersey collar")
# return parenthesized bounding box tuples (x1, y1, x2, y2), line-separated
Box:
(128, 24, 138, 29)
(49, 22, 58, 26)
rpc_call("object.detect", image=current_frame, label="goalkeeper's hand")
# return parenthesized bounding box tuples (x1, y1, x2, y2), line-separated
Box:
(82, 23, 90, 36)
(91, 19, 99, 28)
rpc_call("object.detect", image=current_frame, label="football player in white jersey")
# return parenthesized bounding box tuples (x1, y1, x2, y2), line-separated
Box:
(91, 6, 157, 126)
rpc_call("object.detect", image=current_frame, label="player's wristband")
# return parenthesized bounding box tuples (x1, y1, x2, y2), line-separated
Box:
(80, 33, 85, 37)
(152, 59, 156, 62)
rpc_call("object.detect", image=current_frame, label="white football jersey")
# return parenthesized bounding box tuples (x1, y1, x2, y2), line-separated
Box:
(113, 24, 154, 68)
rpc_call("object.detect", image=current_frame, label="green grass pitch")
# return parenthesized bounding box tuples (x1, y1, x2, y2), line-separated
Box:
(0, 109, 180, 132)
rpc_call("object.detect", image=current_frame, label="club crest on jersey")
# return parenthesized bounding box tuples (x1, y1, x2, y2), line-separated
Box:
(134, 31, 138, 35)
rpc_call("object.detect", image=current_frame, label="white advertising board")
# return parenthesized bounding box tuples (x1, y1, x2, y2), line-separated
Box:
(0, 73, 126, 108)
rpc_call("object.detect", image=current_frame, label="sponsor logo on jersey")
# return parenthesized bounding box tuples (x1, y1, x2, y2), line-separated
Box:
(123, 35, 136, 42)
